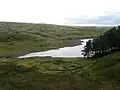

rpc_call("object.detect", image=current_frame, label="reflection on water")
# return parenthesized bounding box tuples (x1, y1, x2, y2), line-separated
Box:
(18, 39, 90, 58)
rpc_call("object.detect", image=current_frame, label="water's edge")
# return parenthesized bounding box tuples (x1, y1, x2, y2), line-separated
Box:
(18, 39, 90, 58)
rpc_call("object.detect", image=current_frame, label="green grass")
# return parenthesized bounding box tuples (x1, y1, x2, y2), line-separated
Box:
(0, 58, 93, 90)
(0, 52, 120, 90)
(0, 21, 118, 90)
(79, 52, 120, 85)
(0, 21, 109, 57)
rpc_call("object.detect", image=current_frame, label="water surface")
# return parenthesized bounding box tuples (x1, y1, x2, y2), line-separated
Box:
(18, 39, 90, 58)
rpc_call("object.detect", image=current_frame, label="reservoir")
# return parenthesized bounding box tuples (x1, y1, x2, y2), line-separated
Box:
(18, 39, 90, 58)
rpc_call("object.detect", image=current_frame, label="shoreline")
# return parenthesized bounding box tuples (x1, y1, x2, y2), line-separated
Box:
(0, 38, 93, 59)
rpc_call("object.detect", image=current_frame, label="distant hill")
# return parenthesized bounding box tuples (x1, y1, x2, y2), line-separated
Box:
(0, 21, 109, 57)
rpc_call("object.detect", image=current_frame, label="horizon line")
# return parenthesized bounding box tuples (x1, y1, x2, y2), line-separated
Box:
(0, 20, 118, 27)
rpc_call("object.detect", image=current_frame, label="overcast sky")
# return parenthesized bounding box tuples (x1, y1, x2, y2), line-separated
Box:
(0, 0, 120, 26)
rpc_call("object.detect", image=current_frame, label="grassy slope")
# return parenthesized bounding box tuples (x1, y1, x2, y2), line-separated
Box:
(0, 21, 118, 90)
(0, 52, 120, 90)
(81, 52, 120, 80)
(0, 21, 109, 57)
(79, 52, 120, 89)
(0, 58, 92, 90)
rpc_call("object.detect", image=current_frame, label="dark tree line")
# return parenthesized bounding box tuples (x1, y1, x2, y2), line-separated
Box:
(82, 26, 120, 58)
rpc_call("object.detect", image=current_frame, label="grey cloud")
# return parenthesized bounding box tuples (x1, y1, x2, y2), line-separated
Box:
(66, 13, 120, 25)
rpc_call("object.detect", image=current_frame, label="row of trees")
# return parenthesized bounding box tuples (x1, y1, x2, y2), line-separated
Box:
(82, 26, 120, 58)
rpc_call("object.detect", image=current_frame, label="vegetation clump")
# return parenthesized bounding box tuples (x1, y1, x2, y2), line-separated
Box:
(83, 26, 120, 58)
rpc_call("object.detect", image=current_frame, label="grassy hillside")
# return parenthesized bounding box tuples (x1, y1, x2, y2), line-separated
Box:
(0, 21, 109, 57)
(0, 58, 92, 90)
(0, 52, 120, 90)
(80, 52, 120, 82)
(0, 21, 117, 89)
